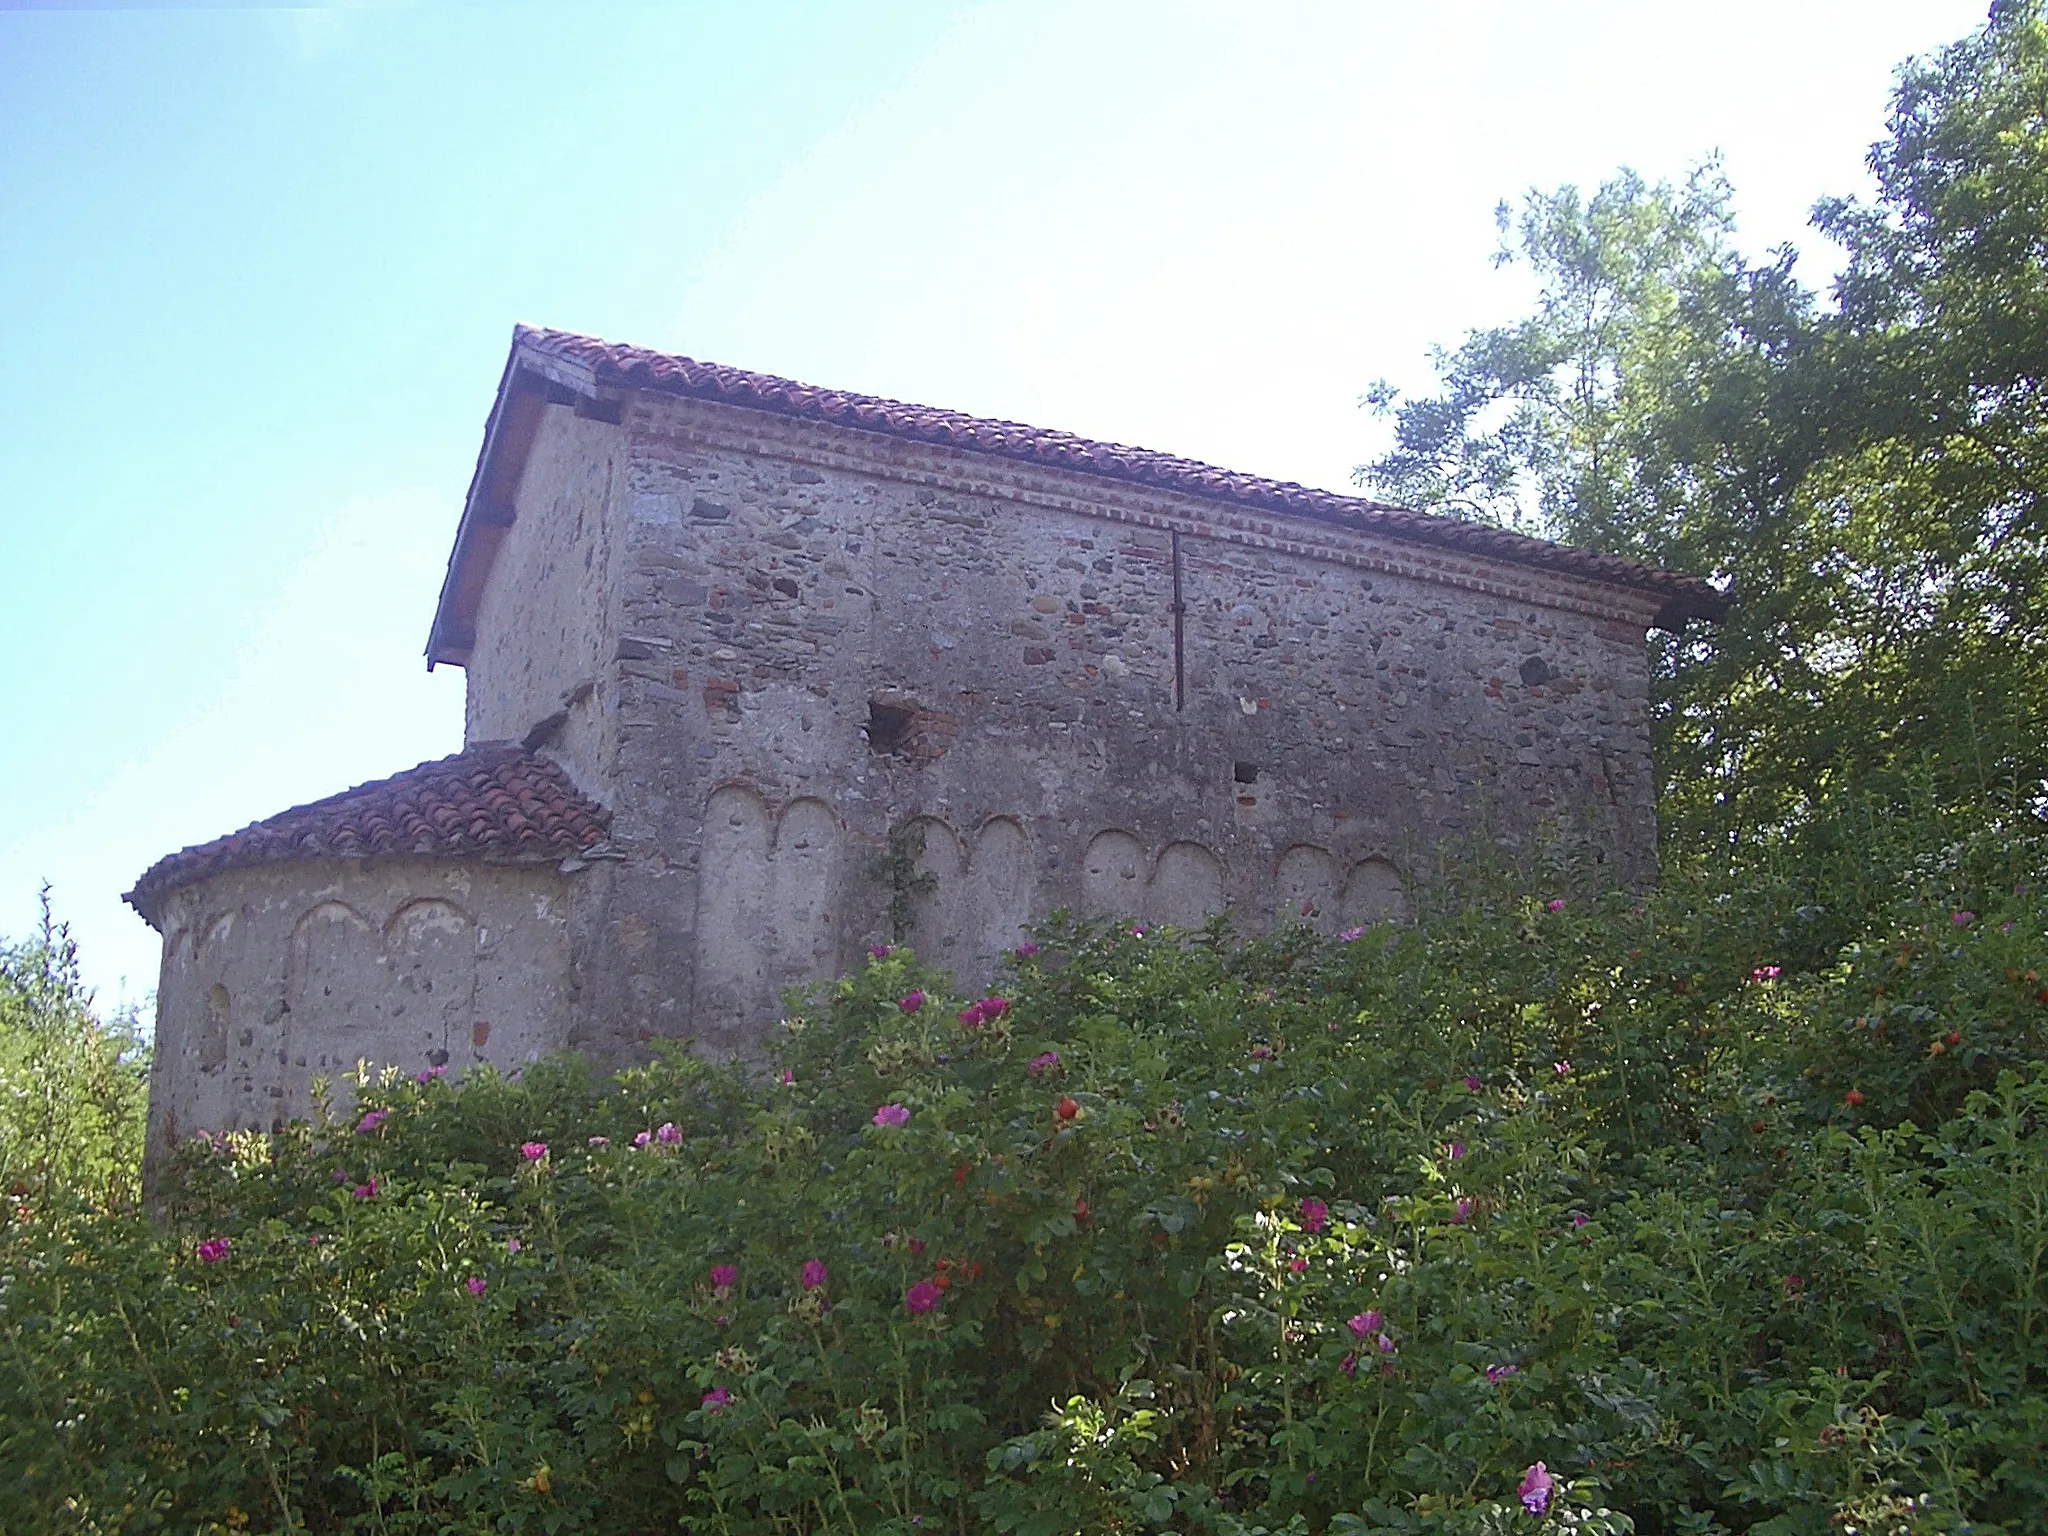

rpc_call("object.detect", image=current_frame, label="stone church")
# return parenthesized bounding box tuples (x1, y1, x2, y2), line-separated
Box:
(128, 325, 1723, 1167)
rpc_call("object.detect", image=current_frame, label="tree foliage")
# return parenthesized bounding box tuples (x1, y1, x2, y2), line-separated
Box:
(1362, 1, 2048, 921)
(0, 887, 148, 1215)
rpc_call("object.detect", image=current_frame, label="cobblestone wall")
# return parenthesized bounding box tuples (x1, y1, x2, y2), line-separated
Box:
(460, 393, 1665, 1062)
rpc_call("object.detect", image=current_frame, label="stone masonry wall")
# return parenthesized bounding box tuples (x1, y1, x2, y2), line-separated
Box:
(144, 859, 576, 1179)
(464, 404, 625, 796)
(474, 392, 1665, 1065)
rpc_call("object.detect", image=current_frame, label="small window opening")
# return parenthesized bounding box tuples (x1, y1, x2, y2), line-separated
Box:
(868, 701, 917, 756)
(1234, 761, 1261, 784)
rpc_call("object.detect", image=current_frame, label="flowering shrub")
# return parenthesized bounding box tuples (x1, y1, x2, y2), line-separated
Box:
(3, 874, 2046, 1534)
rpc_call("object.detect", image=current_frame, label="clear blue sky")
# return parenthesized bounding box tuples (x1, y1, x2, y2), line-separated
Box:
(0, 0, 1988, 1010)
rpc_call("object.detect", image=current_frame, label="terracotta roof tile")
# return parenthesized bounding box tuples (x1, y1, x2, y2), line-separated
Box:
(125, 745, 610, 928)
(513, 325, 1727, 626)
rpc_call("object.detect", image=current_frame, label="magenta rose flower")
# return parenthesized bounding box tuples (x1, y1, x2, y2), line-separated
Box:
(905, 1278, 942, 1314)
(196, 1237, 230, 1265)
(801, 1259, 828, 1290)
(709, 1264, 737, 1290)
(1299, 1197, 1328, 1233)
(898, 990, 925, 1013)
(520, 1141, 548, 1162)
(1519, 1462, 1554, 1514)
(872, 1103, 910, 1128)
(466, 1275, 487, 1296)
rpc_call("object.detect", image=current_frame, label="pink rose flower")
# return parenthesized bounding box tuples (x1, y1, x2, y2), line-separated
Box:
(1519, 1462, 1554, 1514)
(872, 1103, 910, 1128)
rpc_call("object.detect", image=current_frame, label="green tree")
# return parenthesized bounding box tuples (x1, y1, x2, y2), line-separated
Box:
(0, 886, 150, 1212)
(1362, 2, 2048, 932)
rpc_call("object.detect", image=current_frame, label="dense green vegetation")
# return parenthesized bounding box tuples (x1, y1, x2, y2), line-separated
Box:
(9, 862, 2047, 1535)
(0, 887, 147, 1218)
(7, 4, 2048, 1532)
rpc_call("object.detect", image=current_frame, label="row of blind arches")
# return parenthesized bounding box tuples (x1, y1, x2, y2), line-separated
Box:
(691, 785, 1405, 1030)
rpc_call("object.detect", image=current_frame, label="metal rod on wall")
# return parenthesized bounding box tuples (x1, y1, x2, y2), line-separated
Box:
(1170, 529, 1186, 712)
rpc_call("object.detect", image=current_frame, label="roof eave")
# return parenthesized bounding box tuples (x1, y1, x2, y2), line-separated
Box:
(426, 328, 608, 670)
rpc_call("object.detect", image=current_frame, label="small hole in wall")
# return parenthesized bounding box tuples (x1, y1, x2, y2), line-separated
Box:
(1234, 761, 1261, 784)
(868, 701, 917, 756)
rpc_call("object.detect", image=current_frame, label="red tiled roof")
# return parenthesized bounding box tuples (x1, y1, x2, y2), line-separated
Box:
(125, 746, 610, 928)
(505, 326, 1727, 627)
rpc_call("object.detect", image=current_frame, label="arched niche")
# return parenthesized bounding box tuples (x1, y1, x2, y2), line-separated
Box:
(904, 816, 966, 963)
(385, 898, 479, 1068)
(1081, 830, 1146, 919)
(771, 797, 843, 984)
(693, 785, 773, 1034)
(968, 817, 1034, 959)
(1340, 858, 1408, 927)
(193, 911, 240, 1073)
(1151, 841, 1225, 928)
(286, 900, 380, 1119)
(1275, 845, 1342, 933)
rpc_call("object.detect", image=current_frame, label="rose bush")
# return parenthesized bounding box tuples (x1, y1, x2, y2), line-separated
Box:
(3, 861, 2046, 1534)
